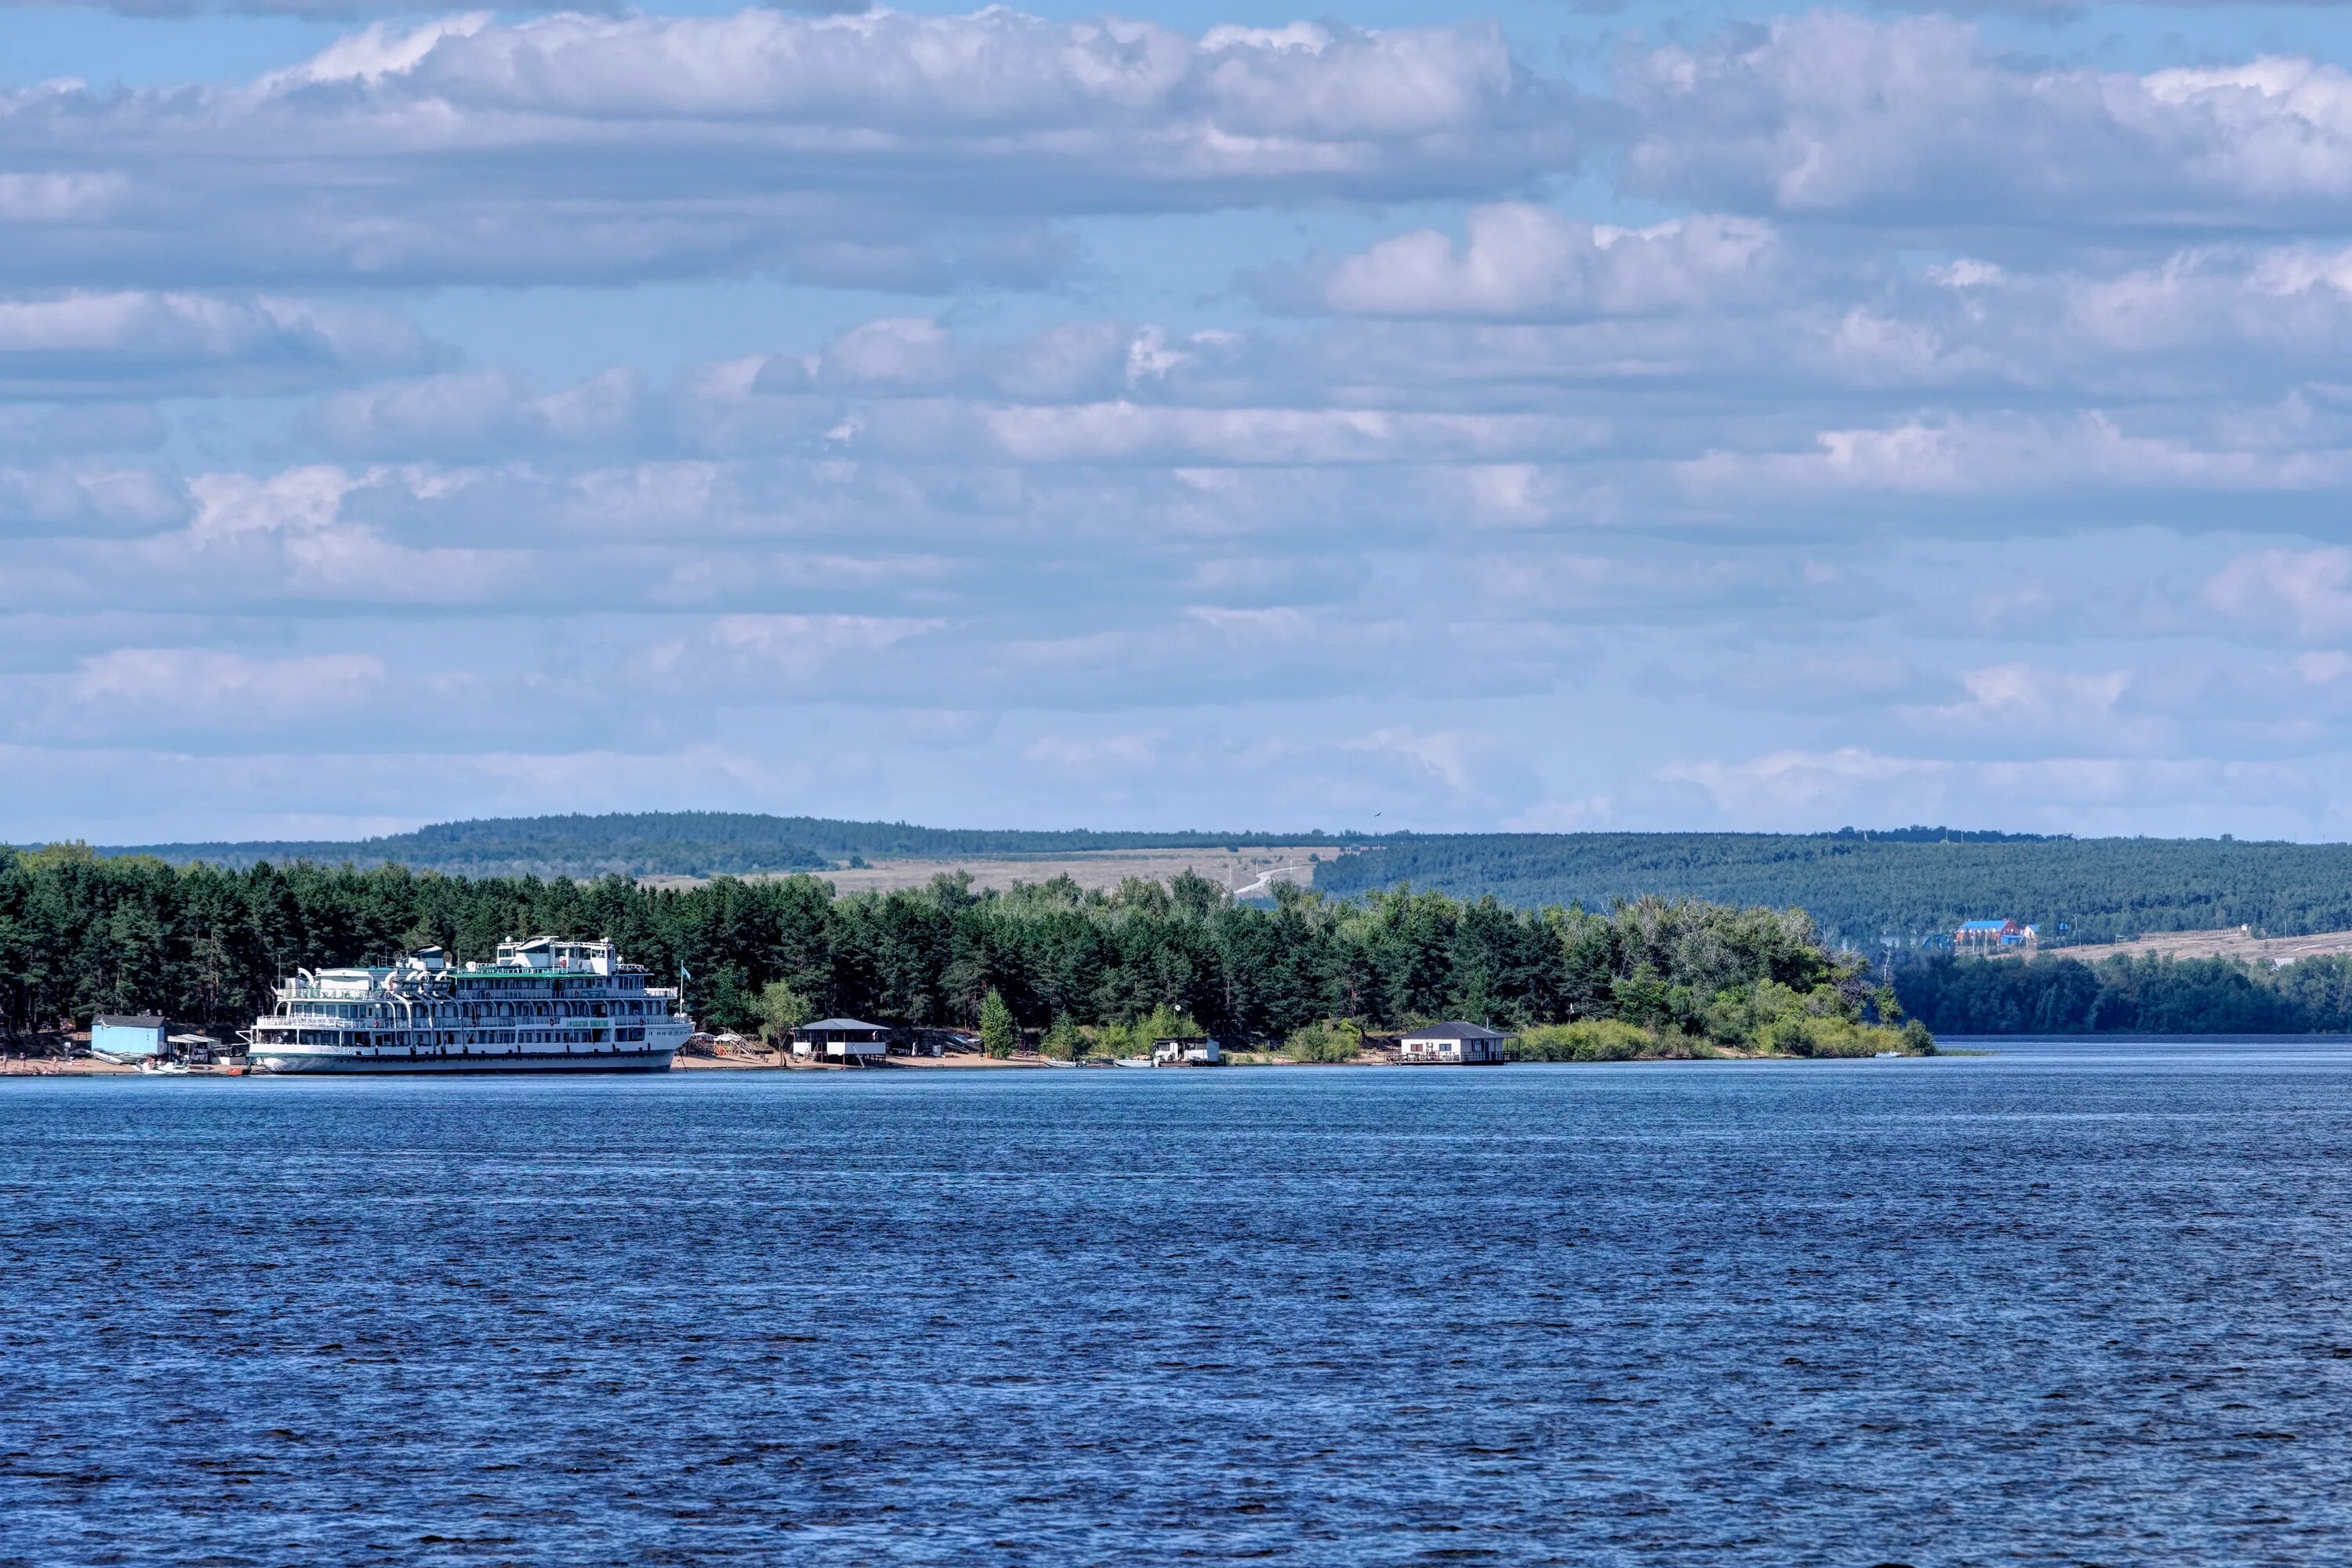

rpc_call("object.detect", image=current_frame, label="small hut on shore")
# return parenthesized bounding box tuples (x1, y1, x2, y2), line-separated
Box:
(790, 1018, 891, 1062)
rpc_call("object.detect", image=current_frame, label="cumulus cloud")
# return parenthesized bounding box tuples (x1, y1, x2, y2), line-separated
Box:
(1343, 725, 1490, 793)
(2208, 547, 2352, 641)
(1275, 205, 1781, 319)
(310, 368, 653, 459)
(0, 8, 1577, 290)
(110, 466, 527, 604)
(0, 292, 445, 397)
(1622, 14, 2352, 230)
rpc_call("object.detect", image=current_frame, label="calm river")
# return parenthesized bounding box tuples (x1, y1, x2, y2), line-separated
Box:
(6, 1041, 2352, 1566)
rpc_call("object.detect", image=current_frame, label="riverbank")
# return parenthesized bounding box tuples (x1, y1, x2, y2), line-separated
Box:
(673, 1051, 1066, 1071)
(1, 1045, 1933, 1078)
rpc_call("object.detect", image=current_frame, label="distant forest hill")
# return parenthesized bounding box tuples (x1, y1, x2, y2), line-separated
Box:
(93, 812, 1348, 881)
(1308, 829, 2352, 947)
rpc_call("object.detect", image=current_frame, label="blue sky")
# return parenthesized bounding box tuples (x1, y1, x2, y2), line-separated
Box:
(9, 0, 2352, 843)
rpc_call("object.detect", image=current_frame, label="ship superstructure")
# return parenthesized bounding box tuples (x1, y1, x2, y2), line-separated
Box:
(245, 937, 690, 1074)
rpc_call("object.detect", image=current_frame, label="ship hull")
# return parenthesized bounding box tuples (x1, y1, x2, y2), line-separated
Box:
(250, 1047, 677, 1076)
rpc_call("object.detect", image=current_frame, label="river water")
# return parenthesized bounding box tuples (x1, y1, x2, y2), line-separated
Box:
(6, 1040, 2352, 1566)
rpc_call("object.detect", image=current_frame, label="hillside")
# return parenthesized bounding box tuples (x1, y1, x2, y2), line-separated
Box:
(1309, 830, 2352, 946)
(90, 811, 1348, 881)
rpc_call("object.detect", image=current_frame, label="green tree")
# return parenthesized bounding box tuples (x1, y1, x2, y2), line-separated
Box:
(979, 988, 1018, 1058)
(753, 980, 813, 1056)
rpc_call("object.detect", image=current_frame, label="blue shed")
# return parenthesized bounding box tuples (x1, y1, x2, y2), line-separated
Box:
(91, 1014, 169, 1061)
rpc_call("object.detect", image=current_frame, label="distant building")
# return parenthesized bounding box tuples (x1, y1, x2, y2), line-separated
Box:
(791, 1018, 890, 1062)
(91, 1015, 168, 1062)
(1399, 1022, 1513, 1064)
(893, 1031, 946, 1058)
(1152, 1036, 1221, 1065)
(1955, 919, 2038, 951)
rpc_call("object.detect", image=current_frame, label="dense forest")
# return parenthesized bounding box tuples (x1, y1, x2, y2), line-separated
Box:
(86, 815, 2352, 951)
(0, 846, 1920, 1058)
(1314, 832, 2352, 945)
(1895, 953, 2352, 1034)
(95, 812, 1346, 880)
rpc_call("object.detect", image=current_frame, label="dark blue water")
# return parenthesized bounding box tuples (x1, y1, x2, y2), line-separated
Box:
(8, 1043, 2352, 1566)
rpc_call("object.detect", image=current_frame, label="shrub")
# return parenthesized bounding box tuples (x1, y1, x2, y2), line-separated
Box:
(1515, 1018, 1661, 1062)
(1283, 1018, 1363, 1063)
(1042, 1017, 1087, 1061)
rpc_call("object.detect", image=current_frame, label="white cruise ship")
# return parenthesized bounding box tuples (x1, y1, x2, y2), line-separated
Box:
(244, 937, 691, 1074)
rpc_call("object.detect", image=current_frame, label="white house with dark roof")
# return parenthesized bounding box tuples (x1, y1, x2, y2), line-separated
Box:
(1398, 1021, 1513, 1064)
(789, 1018, 891, 1062)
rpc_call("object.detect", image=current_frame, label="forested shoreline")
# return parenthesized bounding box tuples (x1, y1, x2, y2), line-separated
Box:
(0, 846, 1922, 1058)
(1895, 953, 2352, 1034)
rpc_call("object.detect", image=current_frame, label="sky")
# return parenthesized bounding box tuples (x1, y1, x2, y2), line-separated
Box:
(9, 0, 2352, 843)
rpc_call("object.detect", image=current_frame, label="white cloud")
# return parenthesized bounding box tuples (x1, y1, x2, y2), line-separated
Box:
(0, 8, 1577, 291)
(1919, 663, 2133, 726)
(1659, 744, 2343, 837)
(2208, 547, 2352, 641)
(136, 466, 520, 603)
(1661, 747, 1944, 817)
(0, 172, 129, 223)
(1344, 725, 1490, 793)
(0, 292, 444, 396)
(0, 463, 185, 539)
(69, 647, 383, 711)
(310, 368, 652, 458)
(1301, 205, 1780, 320)
(1623, 14, 2352, 229)
(1679, 412, 2352, 499)
(1022, 731, 1162, 773)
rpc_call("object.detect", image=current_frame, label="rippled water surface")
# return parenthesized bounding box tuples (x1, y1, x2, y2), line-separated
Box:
(9, 1042, 2352, 1566)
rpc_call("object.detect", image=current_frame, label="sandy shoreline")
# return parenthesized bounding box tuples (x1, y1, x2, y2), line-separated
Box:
(2, 1057, 140, 1075)
(676, 1051, 1071, 1071)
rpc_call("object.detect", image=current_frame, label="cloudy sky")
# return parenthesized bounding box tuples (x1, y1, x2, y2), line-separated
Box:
(9, 0, 2352, 841)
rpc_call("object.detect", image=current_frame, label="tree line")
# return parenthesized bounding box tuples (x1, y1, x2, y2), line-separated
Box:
(1314, 833, 2352, 947)
(0, 846, 1917, 1054)
(93, 811, 1348, 881)
(1894, 953, 2352, 1034)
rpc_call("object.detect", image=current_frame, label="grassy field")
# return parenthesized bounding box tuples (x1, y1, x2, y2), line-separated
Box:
(2038, 927, 2352, 966)
(640, 846, 1327, 898)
